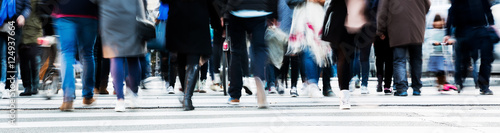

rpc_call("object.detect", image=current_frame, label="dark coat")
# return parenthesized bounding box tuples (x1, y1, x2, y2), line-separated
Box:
(377, 0, 430, 47)
(162, 0, 222, 55)
(0, 0, 31, 22)
(446, 0, 494, 36)
(321, 0, 377, 48)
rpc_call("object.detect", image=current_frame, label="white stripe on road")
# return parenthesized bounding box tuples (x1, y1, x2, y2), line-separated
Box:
(1, 116, 500, 128)
(2, 108, 499, 119)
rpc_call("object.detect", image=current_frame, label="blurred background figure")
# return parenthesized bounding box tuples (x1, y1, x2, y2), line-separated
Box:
(373, 0, 393, 95)
(223, 0, 278, 109)
(96, 0, 148, 112)
(378, 0, 430, 96)
(52, 0, 98, 111)
(162, 0, 222, 111)
(19, 0, 41, 97)
(444, 0, 496, 95)
(0, 0, 31, 99)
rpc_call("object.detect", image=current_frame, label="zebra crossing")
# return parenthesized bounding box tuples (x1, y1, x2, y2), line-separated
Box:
(1, 77, 500, 132)
(1, 106, 500, 133)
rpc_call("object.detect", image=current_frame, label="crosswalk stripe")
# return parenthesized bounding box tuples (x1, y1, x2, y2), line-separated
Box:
(2, 116, 500, 128)
(2, 108, 500, 119)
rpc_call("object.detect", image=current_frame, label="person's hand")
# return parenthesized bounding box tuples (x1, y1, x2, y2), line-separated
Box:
(267, 19, 279, 27)
(17, 15, 25, 27)
(221, 17, 224, 27)
(379, 34, 386, 40)
(443, 35, 451, 43)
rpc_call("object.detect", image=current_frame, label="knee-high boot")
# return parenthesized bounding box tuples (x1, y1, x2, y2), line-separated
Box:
(183, 64, 200, 111)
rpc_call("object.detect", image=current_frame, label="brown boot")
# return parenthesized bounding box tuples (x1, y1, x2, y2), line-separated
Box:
(60, 101, 74, 112)
(83, 98, 96, 106)
(99, 88, 109, 94)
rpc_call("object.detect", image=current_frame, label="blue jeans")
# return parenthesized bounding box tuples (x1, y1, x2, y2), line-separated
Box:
(111, 57, 141, 99)
(454, 27, 494, 91)
(352, 45, 371, 87)
(393, 45, 422, 92)
(302, 48, 321, 84)
(0, 37, 6, 84)
(55, 17, 98, 102)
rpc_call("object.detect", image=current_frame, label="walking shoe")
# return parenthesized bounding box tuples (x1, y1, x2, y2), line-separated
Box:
(269, 86, 278, 94)
(59, 101, 74, 112)
(290, 87, 299, 97)
(243, 86, 253, 95)
(140, 81, 147, 90)
(167, 86, 175, 94)
(394, 91, 408, 96)
(19, 92, 32, 96)
(383, 88, 392, 95)
(360, 86, 369, 94)
(301, 85, 309, 96)
(227, 97, 240, 105)
(413, 91, 421, 96)
(443, 84, 458, 91)
(129, 94, 139, 108)
(2, 90, 10, 99)
(213, 73, 221, 85)
(355, 80, 361, 88)
(376, 84, 383, 92)
(323, 86, 335, 97)
(339, 90, 351, 110)
(480, 90, 494, 95)
(349, 84, 355, 92)
(255, 77, 268, 109)
(194, 81, 200, 92)
(83, 97, 96, 106)
(115, 99, 126, 112)
(199, 80, 207, 93)
(307, 84, 324, 98)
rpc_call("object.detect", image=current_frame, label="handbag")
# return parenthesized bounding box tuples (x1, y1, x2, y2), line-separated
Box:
(147, 21, 167, 51)
(137, 17, 156, 41)
(486, 26, 500, 43)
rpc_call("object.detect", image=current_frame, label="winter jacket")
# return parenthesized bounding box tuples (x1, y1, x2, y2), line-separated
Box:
(321, 0, 377, 48)
(377, 0, 431, 47)
(216, 0, 278, 19)
(446, 0, 494, 36)
(0, 0, 31, 22)
(22, 0, 42, 44)
(161, 0, 222, 55)
(52, 0, 98, 18)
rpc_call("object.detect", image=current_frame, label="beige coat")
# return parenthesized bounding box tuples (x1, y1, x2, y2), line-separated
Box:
(377, 0, 431, 47)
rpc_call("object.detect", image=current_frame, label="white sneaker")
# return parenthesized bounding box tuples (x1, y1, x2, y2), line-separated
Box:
(115, 99, 126, 112)
(269, 86, 278, 94)
(129, 94, 139, 108)
(349, 83, 355, 92)
(307, 84, 324, 98)
(1, 83, 10, 99)
(301, 84, 309, 96)
(339, 90, 351, 110)
(290, 87, 299, 97)
(167, 86, 175, 94)
(255, 77, 268, 109)
(199, 80, 207, 93)
(213, 73, 221, 84)
(360, 86, 369, 94)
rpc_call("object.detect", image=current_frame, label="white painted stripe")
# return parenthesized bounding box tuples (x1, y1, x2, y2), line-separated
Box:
(1, 108, 499, 119)
(1, 116, 500, 128)
(77, 126, 500, 133)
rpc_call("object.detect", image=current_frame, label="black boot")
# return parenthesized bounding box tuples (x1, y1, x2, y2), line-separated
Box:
(183, 64, 200, 111)
(20, 88, 32, 96)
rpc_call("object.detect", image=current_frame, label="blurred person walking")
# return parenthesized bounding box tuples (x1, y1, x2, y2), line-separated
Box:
(371, 0, 393, 94)
(222, 0, 278, 108)
(161, 0, 222, 111)
(444, 0, 496, 95)
(95, 0, 148, 112)
(377, 0, 430, 96)
(0, 0, 31, 99)
(19, 0, 41, 96)
(52, 0, 98, 111)
(322, 0, 377, 109)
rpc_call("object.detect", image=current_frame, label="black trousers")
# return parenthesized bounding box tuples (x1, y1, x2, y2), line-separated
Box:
(374, 36, 393, 88)
(94, 36, 110, 90)
(177, 53, 200, 90)
(334, 34, 357, 90)
(19, 43, 40, 92)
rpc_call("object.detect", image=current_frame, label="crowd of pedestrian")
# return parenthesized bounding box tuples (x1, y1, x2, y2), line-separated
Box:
(0, 0, 497, 112)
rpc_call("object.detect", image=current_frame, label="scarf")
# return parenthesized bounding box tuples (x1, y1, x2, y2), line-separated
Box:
(0, 0, 16, 26)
